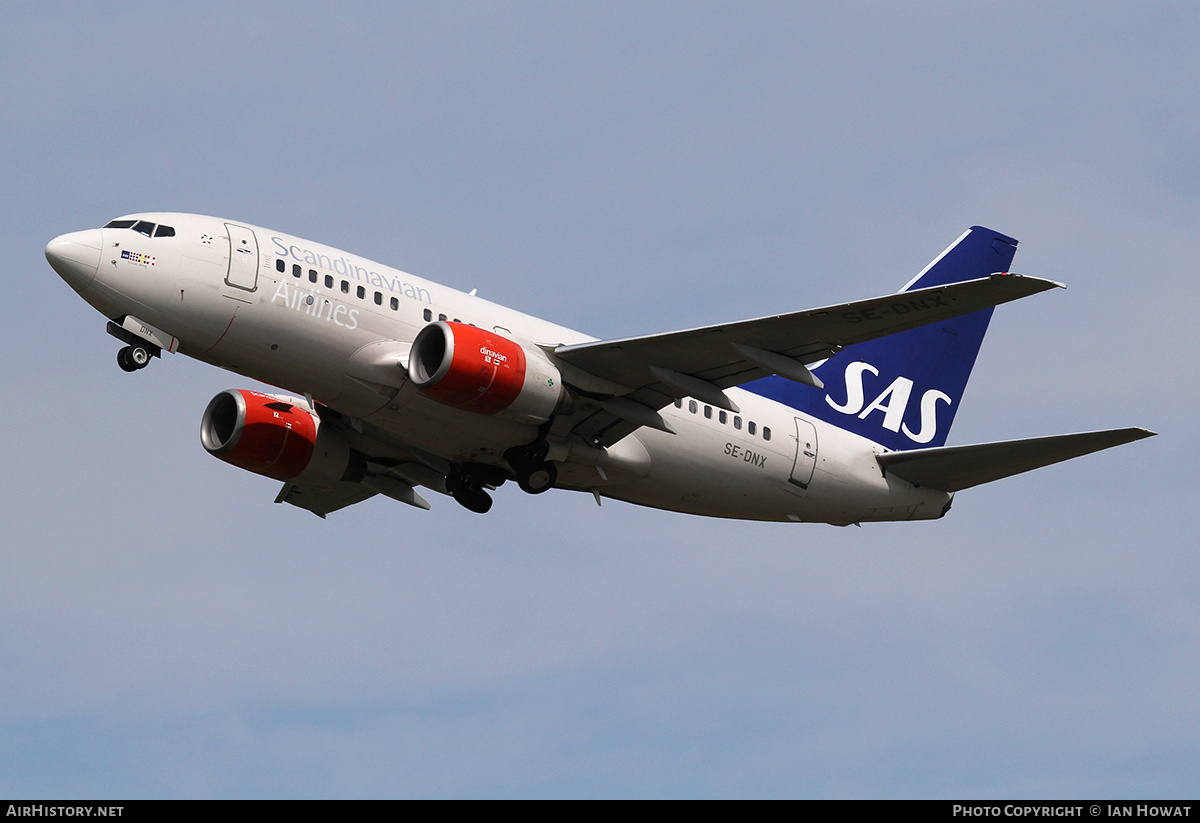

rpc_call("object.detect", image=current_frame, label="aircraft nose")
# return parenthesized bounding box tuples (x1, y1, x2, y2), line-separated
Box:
(46, 229, 103, 291)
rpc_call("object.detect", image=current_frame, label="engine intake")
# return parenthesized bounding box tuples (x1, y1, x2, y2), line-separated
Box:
(201, 389, 362, 486)
(408, 321, 564, 423)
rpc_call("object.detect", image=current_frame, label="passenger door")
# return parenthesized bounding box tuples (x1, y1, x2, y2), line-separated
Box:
(787, 417, 818, 490)
(224, 223, 259, 291)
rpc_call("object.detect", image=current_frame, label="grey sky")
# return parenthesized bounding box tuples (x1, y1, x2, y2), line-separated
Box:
(1, 1, 1194, 797)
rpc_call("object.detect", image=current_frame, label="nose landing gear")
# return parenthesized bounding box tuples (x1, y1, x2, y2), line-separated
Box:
(107, 320, 161, 373)
(117, 344, 153, 372)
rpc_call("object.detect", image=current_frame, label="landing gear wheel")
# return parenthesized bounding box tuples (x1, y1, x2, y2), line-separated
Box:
(117, 347, 137, 372)
(446, 466, 494, 514)
(117, 345, 151, 372)
(451, 485, 493, 514)
(517, 461, 557, 495)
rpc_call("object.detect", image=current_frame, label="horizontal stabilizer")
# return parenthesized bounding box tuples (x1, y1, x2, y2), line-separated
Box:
(877, 428, 1156, 492)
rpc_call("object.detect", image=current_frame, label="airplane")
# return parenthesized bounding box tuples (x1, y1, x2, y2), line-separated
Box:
(45, 215, 1153, 523)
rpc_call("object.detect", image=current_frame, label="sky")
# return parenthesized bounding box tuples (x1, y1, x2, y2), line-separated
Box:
(1, 0, 1196, 798)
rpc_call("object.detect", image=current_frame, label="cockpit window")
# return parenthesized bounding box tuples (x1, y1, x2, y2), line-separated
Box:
(104, 219, 176, 238)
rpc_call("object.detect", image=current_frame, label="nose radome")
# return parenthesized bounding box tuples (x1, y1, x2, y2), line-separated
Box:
(46, 229, 103, 291)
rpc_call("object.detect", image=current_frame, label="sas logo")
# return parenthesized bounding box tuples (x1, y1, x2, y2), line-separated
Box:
(120, 249, 155, 267)
(825, 361, 951, 444)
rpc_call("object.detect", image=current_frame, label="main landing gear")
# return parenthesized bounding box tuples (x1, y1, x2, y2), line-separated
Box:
(445, 447, 559, 514)
(504, 440, 558, 495)
(445, 462, 510, 514)
(117, 344, 153, 372)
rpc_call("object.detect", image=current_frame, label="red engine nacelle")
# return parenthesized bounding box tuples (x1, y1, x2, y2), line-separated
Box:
(200, 389, 362, 486)
(408, 321, 564, 423)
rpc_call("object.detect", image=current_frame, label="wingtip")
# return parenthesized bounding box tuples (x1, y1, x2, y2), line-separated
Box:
(994, 271, 1067, 291)
(1099, 426, 1157, 445)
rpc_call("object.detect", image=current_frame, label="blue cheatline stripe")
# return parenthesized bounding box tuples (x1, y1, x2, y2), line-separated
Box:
(743, 226, 1019, 451)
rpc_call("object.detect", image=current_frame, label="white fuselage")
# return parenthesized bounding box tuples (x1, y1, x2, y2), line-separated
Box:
(49, 213, 951, 523)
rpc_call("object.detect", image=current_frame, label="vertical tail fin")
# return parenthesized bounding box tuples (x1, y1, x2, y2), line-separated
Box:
(745, 226, 1019, 450)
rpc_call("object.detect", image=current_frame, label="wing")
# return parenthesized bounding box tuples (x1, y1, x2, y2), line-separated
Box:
(275, 465, 438, 518)
(876, 428, 1156, 492)
(275, 481, 379, 518)
(552, 273, 1062, 447)
(274, 410, 442, 517)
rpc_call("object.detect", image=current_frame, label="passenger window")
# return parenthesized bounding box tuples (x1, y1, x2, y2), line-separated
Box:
(763, 427, 771, 440)
(688, 400, 697, 414)
(374, 291, 382, 305)
(390, 297, 399, 310)
(275, 259, 285, 273)
(309, 269, 317, 283)
(438, 313, 447, 321)
(704, 405, 712, 419)
(719, 411, 727, 424)
(340, 280, 349, 293)
(325, 275, 333, 288)
(423, 309, 432, 321)
(154, 225, 175, 237)
(356, 286, 365, 299)
(132, 221, 155, 237)
(734, 416, 742, 430)
(748, 421, 756, 435)
(292, 264, 301, 278)
(674, 399, 682, 408)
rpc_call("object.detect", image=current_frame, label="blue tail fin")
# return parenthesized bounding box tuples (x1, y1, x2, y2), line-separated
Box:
(743, 226, 1019, 451)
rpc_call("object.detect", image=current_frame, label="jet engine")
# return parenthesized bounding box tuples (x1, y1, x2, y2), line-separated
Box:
(200, 389, 363, 486)
(408, 321, 564, 424)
